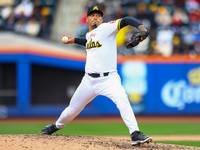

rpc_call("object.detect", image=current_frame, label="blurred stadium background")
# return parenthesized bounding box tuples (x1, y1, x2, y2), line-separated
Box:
(0, 0, 200, 118)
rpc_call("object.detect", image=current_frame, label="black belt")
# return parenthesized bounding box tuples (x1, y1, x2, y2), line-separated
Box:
(88, 72, 109, 78)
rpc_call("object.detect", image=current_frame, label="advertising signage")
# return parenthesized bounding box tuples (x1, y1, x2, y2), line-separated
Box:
(146, 64, 200, 114)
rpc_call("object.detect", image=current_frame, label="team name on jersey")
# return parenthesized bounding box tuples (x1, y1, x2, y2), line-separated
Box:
(86, 39, 102, 50)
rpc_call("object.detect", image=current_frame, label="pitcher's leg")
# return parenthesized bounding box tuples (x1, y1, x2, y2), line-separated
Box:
(101, 74, 139, 134)
(56, 76, 97, 129)
(114, 94, 139, 134)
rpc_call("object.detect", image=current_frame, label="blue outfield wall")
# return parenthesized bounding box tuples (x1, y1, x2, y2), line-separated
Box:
(0, 53, 200, 117)
(146, 63, 200, 115)
(120, 62, 200, 115)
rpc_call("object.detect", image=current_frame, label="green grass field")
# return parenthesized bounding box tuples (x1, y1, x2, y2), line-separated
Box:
(0, 122, 200, 147)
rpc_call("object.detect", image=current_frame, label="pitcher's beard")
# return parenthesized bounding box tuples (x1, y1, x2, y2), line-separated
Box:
(92, 24, 97, 29)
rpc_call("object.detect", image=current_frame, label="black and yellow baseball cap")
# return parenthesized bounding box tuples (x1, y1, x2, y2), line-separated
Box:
(87, 5, 103, 16)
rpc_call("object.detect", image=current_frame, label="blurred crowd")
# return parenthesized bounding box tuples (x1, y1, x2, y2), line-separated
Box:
(77, 0, 200, 56)
(0, 0, 199, 56)
(0, 0, 58, 39)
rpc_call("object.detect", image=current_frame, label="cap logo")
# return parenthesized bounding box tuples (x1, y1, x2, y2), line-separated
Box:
(93, 6, 98, 10)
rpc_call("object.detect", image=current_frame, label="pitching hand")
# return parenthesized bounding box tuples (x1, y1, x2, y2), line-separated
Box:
(61, 35, 75, 44)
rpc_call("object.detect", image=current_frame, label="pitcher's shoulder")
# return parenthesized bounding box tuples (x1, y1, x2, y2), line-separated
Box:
(98, 20, 118, 28)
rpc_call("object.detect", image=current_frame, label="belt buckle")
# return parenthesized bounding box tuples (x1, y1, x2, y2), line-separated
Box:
(100, 72, 104, 77)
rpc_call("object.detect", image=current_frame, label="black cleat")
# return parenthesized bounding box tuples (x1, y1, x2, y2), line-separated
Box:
(131, 131, 152, 146)
(40, 123, 59, 135)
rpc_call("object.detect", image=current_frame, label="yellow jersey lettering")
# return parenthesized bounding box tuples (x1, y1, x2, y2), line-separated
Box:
(86, 39, 102, 50)
(92, 41, 95, 47)
(96, 41, 102, 47)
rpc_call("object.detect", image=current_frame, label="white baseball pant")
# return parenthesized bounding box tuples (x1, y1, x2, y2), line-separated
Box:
(55, 71, 139, 134)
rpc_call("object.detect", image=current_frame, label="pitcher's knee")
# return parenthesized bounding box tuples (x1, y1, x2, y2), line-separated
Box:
(113, 96, 130, 109)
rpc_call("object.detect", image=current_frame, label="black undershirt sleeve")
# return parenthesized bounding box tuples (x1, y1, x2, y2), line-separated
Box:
(74, 38, 87, 46)
(120, 16, 142, 29)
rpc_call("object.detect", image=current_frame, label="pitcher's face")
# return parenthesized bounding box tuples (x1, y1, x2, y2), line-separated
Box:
(87, 12, 103, 29)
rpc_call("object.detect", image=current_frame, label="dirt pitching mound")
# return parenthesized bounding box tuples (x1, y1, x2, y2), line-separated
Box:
(0, 134, 199, 150)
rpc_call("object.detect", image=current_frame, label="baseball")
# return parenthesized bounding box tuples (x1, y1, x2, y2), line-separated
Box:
(62, 36, 68, 43)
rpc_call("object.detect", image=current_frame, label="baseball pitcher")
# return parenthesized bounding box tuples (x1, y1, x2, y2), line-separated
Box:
(40, 5, 151, 146)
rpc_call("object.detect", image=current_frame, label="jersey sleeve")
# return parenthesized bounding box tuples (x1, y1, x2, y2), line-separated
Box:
(102, 19, 122, 37)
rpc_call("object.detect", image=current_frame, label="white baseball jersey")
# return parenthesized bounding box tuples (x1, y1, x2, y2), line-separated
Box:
(85, 19, 122, 73)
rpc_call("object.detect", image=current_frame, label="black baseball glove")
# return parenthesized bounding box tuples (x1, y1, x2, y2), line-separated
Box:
(126, 31, 149, 49)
